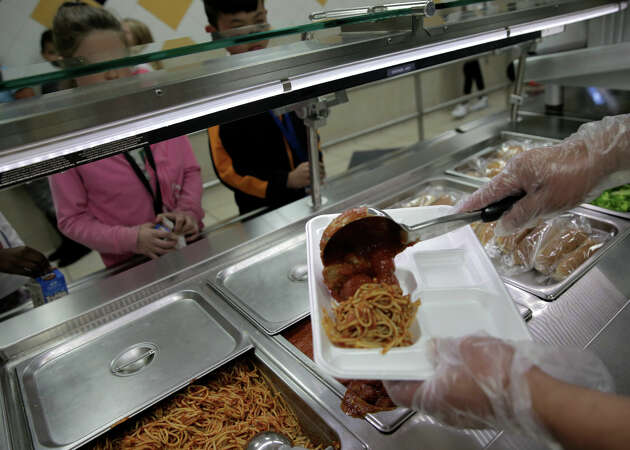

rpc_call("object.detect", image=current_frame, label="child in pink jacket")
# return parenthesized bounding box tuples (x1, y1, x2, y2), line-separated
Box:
(49, 4, 204, 268)
(50, 137, 204, 268)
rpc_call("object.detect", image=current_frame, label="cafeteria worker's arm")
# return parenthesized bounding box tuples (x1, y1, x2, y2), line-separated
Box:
(384, 335, 630, 450)
(458, 114, 630, 235)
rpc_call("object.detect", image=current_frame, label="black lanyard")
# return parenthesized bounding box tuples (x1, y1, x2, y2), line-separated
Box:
(123, 147, 163, 215)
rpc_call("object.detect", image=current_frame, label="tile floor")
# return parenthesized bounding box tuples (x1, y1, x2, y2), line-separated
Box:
(61, 89, 509, 283)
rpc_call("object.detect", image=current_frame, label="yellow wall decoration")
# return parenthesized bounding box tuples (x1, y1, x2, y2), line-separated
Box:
(31, 0, 100, 29)
(317, 0, 328, 5)
(139, 0, 193, 30)
(162, 36, 196, 51)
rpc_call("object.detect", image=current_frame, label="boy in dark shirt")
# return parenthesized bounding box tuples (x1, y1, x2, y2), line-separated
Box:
(204, 0, 324, 215)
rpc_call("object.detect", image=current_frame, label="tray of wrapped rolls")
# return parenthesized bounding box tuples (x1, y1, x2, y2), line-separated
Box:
(445, 131, 559, 183)
(386, 177, 477, 209)
(470, 207, 629, 299)
(383, 179, 630, 300)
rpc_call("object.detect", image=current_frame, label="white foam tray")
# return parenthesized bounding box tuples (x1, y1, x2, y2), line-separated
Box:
(306, 206, 531, 380)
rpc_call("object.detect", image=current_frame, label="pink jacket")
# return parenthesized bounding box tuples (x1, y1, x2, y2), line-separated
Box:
(50, 136, 204, 268)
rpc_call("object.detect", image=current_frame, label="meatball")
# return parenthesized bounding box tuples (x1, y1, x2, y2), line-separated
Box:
(339, 274, 372, 301)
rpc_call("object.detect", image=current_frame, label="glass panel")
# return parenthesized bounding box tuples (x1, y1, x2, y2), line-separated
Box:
(435, 0, 573, 25)
(0, 0, 583, 91)
(0, 5, 433, 91)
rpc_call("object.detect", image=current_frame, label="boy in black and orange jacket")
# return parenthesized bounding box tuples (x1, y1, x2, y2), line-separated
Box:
(204, 0, 323, 215)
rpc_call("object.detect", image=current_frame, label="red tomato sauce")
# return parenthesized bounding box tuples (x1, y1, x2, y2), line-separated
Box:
(322, 239, 408, 301)
(321, 208, 412, 301)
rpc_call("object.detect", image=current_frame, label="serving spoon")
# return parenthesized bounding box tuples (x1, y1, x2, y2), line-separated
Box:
(321, 194, 524, 265)
(246, 432, 335, 450)
(246, 431, 291, 450)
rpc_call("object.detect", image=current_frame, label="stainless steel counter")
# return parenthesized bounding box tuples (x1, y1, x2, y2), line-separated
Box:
(1, 112, 628, 449)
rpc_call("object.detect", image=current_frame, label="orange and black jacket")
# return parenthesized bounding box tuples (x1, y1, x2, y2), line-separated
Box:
(209, 112, 315, 215)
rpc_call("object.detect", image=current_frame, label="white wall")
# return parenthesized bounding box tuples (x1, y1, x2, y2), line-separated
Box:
(0, 0, 46, 67)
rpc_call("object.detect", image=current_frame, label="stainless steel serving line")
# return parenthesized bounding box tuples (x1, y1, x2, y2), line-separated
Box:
(581, 203, 630, 221)
(18, 291, 252, 449)
(0, 113, 629, 450)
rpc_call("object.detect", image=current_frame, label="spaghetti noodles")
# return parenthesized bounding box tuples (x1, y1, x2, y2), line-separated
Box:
(91, 359, 332, 450)
(322, 282, 420, 354)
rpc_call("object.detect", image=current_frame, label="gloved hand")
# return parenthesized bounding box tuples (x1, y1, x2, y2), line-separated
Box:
(383, 335, 613, 443)
(457, 114, 630, 235)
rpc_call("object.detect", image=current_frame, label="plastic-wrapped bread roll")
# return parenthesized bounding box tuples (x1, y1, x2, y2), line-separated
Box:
(400, 187, 463, 208)
(485, 159, 506, 178)
(552, 237, 604, 282)
(512, 223, 550, 267)
(495, 226, 534, 253)
(488, 142, 524, 161)
(471, 222, 496, 246)
(406, 194, 435, 207)
(456, 159, 485, 178)
(530, 222, 562, 264)
(534, 227, 589, 275)
(431, 195, 457, 206)
(501, 143, 524, 159)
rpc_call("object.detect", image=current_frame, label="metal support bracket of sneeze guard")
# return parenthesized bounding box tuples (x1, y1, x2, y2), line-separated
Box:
(309, 1, 435, 21)
(510, 42, 535, 123)
(321, 1, 435, 37)
(273, 91, 349, 210)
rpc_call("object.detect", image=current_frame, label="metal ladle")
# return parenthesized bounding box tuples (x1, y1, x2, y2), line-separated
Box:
(246, 431, 291, 450)
(321, 194, 524, 265)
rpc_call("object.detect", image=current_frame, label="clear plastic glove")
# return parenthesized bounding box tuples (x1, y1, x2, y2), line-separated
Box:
(457, 114, 630, 235)
(383, 335, 613, 443)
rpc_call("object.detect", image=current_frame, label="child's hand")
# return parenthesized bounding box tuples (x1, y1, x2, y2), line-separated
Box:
(287, 162, 325, 189)
(287, 162, 311, 189)
(157, 212, 199, 241)
(136, 223, 177, 259)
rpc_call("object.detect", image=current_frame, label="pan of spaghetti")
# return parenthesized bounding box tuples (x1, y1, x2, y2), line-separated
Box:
(89, 356, 339, 450)
(306, 206, 532, 380)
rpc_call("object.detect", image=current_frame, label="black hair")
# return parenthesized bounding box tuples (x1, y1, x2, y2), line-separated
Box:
(202, 0, 261, 27)
(40, 29, 54, 53)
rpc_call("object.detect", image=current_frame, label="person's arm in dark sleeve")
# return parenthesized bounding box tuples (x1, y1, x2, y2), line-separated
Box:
(208, 125, 270, 199)
(209, 125, 307, 205)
